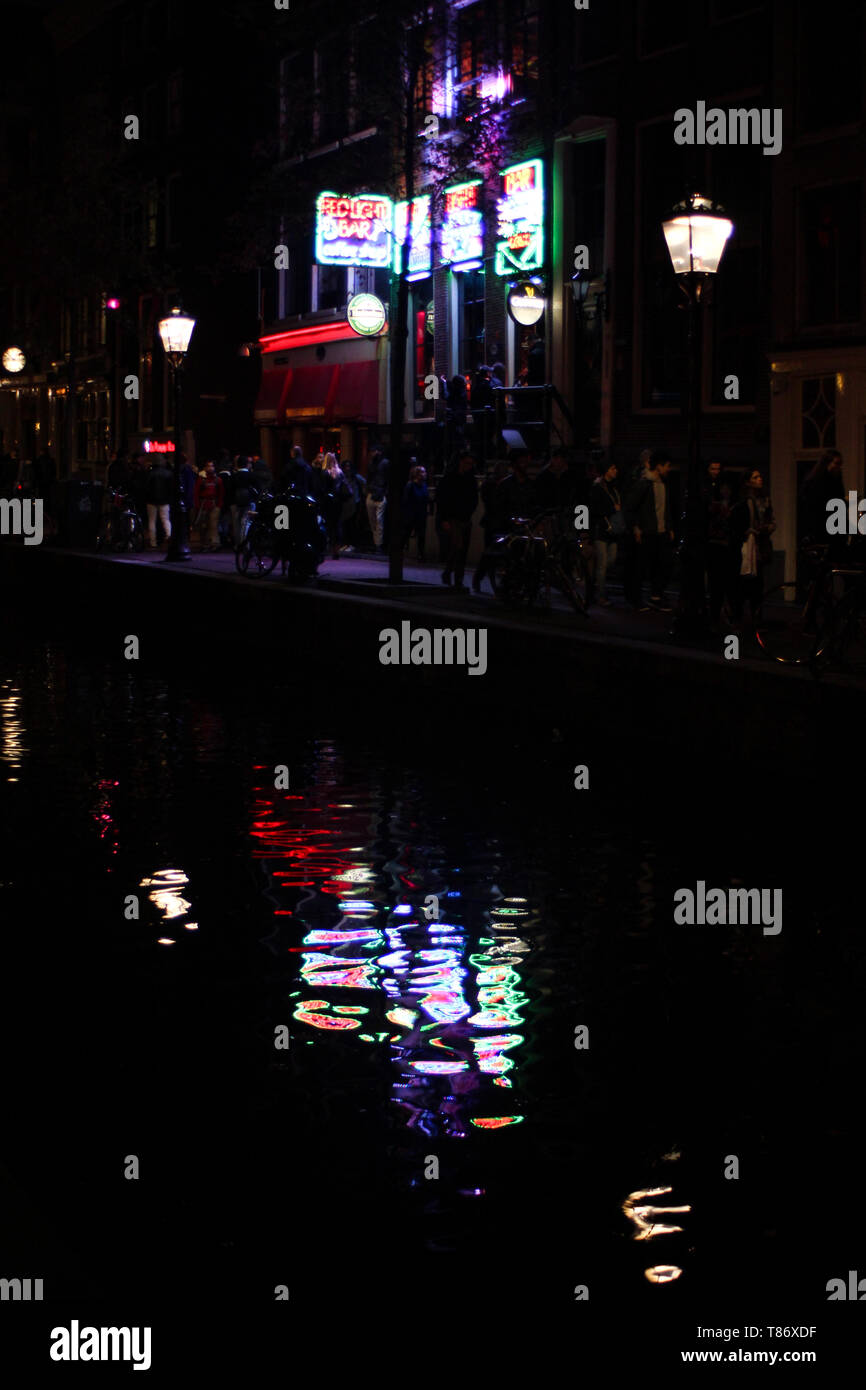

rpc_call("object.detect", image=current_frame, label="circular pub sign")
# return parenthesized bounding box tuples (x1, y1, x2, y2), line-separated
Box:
(507, 283, 546, 328)
(347, 293, 387, 337)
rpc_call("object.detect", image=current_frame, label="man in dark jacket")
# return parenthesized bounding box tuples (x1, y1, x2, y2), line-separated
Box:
(436, 452, 478, 591)
(280, 445, 313, 496)
(701, 459, 733, 627)
(625, 449, 675, 611)
(493, 450, 536, 528)
(145, 457, 174, 547)
(230, 457, 255, 545)
(588, 462, 623, 605)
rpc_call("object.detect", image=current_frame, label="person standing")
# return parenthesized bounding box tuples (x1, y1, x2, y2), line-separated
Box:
(729, 467, 775, 626)
(588, 462, 623, 606)
(145, 454, 174, 548)
(323, 452, 347, 558)
(280, 444, 313, 496)
(436, 452, 478, 591)
(230, 456, 254, 545)
(365, 448, 389, 552)
(193, 460, 225, 552)
(626, 449, 675, 611)
(401, 463, 429, 562)
(702, 459, 733, 628)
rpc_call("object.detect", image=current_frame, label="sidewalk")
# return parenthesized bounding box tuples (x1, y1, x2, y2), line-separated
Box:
(38, 537, 862, 687)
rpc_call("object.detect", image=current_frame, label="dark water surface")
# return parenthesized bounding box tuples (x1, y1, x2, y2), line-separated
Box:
(0, 628, 864, 1335)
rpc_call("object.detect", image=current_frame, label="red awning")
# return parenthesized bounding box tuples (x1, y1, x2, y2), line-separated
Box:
(254, 367, 289, 421)
(330, 361, 380, 423)
(281, 364, 339, 421)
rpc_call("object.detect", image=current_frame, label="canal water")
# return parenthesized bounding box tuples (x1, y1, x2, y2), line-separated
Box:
(0, 627, 863, 1324)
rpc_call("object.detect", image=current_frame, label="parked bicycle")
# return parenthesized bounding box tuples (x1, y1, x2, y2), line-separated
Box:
(96, 488, 144, 553)
(487, 509, 588, 617)
(755, 542, 866, 673)
(235, 488, 327, 580)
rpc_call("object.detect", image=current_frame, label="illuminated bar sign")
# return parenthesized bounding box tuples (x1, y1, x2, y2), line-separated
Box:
(142, 439, 175, 453)
(394, 195, 432, 278)
(315, 192, 393, 268)
(495, 159, 544, 276)
(441, 180, 484, 270)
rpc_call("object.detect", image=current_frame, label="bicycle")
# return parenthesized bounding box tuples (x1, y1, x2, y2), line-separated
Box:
(489, 510, 588, 617)
(755, 543, 866, 672)
(235, 504, 278, 575)
(96, 489, 144, 553)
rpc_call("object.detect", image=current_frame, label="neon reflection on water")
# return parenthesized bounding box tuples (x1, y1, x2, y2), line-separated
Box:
(248, 762, 531, 1143)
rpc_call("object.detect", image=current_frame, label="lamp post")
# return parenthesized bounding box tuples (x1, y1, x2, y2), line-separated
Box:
(157, 306, 196, 562)
(661, 193, 733, 636)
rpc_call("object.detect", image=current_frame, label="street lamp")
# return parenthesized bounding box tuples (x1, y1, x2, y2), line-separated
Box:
(662, 193, 733, 635)
(157, 306, 195, 562)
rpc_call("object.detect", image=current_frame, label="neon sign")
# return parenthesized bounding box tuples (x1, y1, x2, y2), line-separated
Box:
(495, 159, 544, 276)
(142, 439, 175, 453)
(394, 195, 432, 277)
(315, 191, 393, 268)
(441, 180, 484, 270)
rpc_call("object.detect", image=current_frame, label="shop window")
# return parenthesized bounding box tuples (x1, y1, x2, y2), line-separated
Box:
(801, 183, 861, 326)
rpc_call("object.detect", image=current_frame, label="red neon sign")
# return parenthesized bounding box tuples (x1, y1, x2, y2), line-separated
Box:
(445, 185, 479, 213)
(142, 439, 175, 453)
(504, 164, 536, 195)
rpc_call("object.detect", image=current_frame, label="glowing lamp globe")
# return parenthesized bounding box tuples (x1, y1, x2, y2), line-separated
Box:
(662, 194, 733, 276)
(158, 308, 196, 365)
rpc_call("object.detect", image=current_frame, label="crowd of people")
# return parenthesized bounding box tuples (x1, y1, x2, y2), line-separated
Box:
(7, 435, 851, 627)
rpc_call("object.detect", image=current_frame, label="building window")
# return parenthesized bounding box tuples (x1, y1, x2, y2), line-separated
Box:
(167, 70, 182, 135)
(800, 182, 862, 326)
(458, 267, 485, 375)
(316, 265, 346, 312)
(457, 2, 484, 85)
(146, 184, 159, 249)
(709, 0, 763, 18)
(316, 36, 349, 145)
(280, 52, 312, 152)
(637, 0, 685, 57)
(352, 23, 379, 131)
(166, 174, 181, 246)
(637, 121, 696, 407)
(138, 295, 154, 432)
(411, 280, 435, 418)
(801, 376, 836, 449)
(707, 138, 762, 406)
(143, 82, 163, 143)
(576, 1, 619, 63)
(796, 0, 861, 133)
(511, 5, 539, 83)
(413, 30, 434, 122)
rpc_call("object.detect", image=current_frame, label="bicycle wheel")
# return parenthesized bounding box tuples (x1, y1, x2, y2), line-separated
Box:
(755, 580, 833, 665)
(552, 562, 587, 617)
(247, 521, 278, 575)
(822, 587, 866, 673)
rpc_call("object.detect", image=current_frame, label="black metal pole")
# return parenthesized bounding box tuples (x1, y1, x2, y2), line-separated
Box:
(165, 362, 190, 562)
(672, 276, 707, 635)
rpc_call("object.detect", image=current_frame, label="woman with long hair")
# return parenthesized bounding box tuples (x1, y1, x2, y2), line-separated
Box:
(730, 467, 776, 625)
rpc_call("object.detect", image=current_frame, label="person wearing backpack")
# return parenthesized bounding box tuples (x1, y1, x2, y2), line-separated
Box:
(588, 462, 624, 606)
